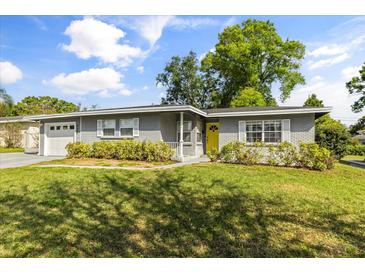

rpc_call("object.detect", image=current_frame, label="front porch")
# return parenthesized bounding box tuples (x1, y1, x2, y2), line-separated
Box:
(164, 111, 204, 162)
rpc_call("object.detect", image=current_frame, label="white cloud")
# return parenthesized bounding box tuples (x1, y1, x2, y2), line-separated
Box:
(341, 65, 362, 79)
(133, 16, 173, 46)
(45, 67, 131, 96)
(29, 16, 48, 31)
(0, 61, 23, 85)
(142, 85, 149, 90)
(311, 75, 324, 82)
(281, 77, 364, 125)
(62, 17, 143, 66)
(307, 53, 350, 70)
(168, 17, 220, 30)
(307, 44, 347, 57)
(127, 16, 219, 46)
(136, 66, 144, 74)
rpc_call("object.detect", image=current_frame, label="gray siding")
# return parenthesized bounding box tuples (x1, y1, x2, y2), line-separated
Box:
(219, 113, 315, 149)
(80, 113, 162, 144)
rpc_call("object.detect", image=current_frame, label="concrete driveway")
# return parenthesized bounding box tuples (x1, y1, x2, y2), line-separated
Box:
(0, 153, 64, 168)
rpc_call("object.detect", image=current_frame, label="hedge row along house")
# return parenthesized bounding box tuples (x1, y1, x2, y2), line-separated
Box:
(26, 104, 331, 162)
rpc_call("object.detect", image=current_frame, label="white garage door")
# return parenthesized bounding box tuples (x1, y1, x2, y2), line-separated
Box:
(46, 123, 76, 156)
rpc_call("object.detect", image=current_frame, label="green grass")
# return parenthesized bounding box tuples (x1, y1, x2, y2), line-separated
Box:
(0, 147, 24, 153)
(342, 155, 365, 161)
(0, 163, 365, 257)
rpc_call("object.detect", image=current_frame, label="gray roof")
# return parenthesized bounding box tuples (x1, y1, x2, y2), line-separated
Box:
(204, 106, 327, 114)
(0, 116, 35, 123)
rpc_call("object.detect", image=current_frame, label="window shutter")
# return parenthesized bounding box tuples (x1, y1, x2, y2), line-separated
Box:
(238, 121, 246, 142)
(97, 120, 103, 137)
(133, 118, 139, 137)
(281, 119, 291, 142)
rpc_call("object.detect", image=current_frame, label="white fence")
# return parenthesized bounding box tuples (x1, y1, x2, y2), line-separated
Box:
(165, 142, 180, 158)
(24, 132, 39, 153)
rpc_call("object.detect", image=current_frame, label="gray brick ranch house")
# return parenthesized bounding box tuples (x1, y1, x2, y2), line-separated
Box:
(29, 104, 331, 161)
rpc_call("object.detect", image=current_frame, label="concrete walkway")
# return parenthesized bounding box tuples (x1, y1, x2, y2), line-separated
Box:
(0, 153, 64, 168)
(340, 159, 365, 169)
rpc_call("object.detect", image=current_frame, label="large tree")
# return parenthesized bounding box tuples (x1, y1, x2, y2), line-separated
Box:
(12, 96, 79, 116)
(349, 116, 365, 136)
(303, 93, 350, 158)
(201, 19, 305, 107)
(156, 51, 213, 109)
(346, 62, 365, 112)
(303, 94, 324, 107)
(0, 88, 14, 117)
(230, 87, 266, 107)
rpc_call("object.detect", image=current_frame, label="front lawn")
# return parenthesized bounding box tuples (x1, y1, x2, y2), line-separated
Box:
(0, 147, 24, 153)
(0, 163, 365, 257)
(342, 155, 365, 161)
(36, 158, 175, 168)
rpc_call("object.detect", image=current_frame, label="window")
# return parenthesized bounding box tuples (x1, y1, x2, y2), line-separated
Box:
(246, 121, 262, 143)
(63, 125, 68, 130)
(50, 126, 55, 131)
(102, 119, 116, 136)
(56, 126, 61, 130)
(197, 132, 202, 143)
(264, 121, 281, 143)
(120, 119, 134, 137)
(177, 121, 192, 143)
(70, 125, 75, 130)
(244, 120, 282, 144)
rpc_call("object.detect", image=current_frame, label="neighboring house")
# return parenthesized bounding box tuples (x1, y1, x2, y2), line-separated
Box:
(352, 130, 365, 145)
(28, 104, 331, 161)
(0, 116, 40, 153)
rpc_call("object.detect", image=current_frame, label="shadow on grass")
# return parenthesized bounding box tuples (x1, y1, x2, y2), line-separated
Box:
(1, 169, 364, 257)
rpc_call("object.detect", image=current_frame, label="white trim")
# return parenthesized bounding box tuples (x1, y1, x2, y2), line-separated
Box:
(79, 116, 82, 142)
(44, 121, 76, 156)
(207, 107, 332, 117)
(28, 105, 206, 120)
(239, 119, 286, 144)
(119, 118, 135, 138)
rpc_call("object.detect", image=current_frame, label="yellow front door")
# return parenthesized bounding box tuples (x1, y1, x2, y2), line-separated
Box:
(206, 122, 219, 153)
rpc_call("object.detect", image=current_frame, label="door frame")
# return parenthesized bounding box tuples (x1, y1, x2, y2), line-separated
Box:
(206, 122, 220, 153)
(44, 121, 76, 156)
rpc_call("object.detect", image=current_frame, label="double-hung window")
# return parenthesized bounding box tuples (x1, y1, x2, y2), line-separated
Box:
(102, 119, 116, 136)
(177, 121, 192, 143)
(120, 119, 134, 137)
(240, 120, 289, 144)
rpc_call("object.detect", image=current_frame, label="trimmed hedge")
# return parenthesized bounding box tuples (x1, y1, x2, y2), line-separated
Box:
(66, 140, 173, 162)
(346, 144, 365, 156)
(216, 141, 334, 171)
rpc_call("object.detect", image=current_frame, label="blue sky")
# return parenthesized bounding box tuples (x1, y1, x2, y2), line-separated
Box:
(0, 15, 365, 124)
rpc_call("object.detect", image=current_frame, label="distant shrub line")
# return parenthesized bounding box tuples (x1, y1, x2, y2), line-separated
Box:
(66, 140, 173, 162)
(207, 141, 334, 171)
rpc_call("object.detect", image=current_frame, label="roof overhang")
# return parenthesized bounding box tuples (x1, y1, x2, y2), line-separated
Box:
(206, 107, 332, 118)
(26, 105, 332, 120)
(0, 117, 36, 124)
(28, 105, 207, 120)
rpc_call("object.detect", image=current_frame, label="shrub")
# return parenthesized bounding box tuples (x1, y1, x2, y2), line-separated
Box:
(315, 115, 351, 159)
(298, 143, 334, 171)
(219, 141, 263, 165)
(66, 142, 92, 158)
(91, 141, 117, 159)
(0, 123, 22, 148)
(207, 148, 219, 162)
(272, 141, 299, 167)
(115, 140, 143, 161)
(153, 141, 173, 162)
(346, 144, 365, 156)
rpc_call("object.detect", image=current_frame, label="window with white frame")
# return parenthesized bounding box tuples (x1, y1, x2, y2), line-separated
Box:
(177, 121, 192, 143)
(264, 121, 282, 143)
(245, 120, 282, 143)
(120, 119, 134, 137)
(102, 119, 116, 136)
(196, 121, 202, 143)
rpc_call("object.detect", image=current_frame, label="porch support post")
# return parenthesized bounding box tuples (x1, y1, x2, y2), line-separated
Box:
(179, 112, 184, 160)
